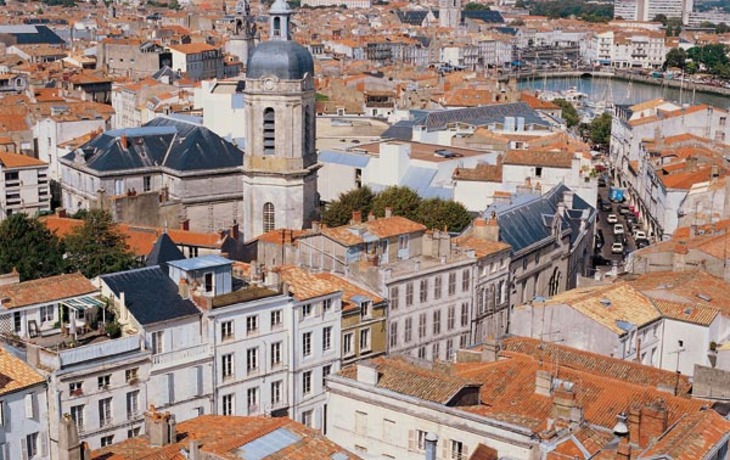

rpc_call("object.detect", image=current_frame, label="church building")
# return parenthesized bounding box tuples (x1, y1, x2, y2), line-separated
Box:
(242, 0, 320, 241)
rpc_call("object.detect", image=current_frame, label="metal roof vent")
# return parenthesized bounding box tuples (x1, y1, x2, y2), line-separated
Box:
(600, 298, 612, 307)
(697, 293, 712, 302)
(684, 307, 693, 316)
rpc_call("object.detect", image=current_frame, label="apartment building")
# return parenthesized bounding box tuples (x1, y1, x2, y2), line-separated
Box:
(0, 348, 49, 460)
(168, 43, 224, 81)
(0, 152, 50, 220)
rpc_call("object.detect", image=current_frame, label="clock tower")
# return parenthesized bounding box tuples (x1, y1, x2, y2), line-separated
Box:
(242, 0, 319, 240)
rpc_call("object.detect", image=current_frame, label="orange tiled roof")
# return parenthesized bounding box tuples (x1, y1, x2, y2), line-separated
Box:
(639, 410, 730, 460)
(452, 235, 510, 258)
(0, 347, 45, 396)
(339, 356, 479, 404)
(0, 273, 98, 310)
(0, 152, 46, 168)
(453, 352, 706, 432)
(277, 265, 341, 301)
(314, 272, 384, 312)
(168, 43, 218, 54)
(321, 216, 426, 246)
(501, 337, 692, 396)
(91, 414, 359, 460)
(503, 149, 575, 169)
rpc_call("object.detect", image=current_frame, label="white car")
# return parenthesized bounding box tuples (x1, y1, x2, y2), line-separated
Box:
(607, 214, 618, 224)
(611, 242, 624, 254)
(633, 230, 647, 240)
(613, 224, 625, 235)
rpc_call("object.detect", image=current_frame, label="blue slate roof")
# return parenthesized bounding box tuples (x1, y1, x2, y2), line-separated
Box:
(395, 9, 504, 25)
(146, 233, 185, 269)
(101, 266, 200, 325)
(483, 184, 595, 253)
(381, 119, 419, 141)
(63, 117, 243, 173)
(0, 25, 66, 45)
(318, 150, 370, 168)
(400, 166, 453, 200)
(462, 10, 504, 23)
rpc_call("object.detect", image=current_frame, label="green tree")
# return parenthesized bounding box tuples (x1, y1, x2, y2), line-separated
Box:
(0, 214, 65, 281)
(664, 47, 686, 69)
(588, 112, 612, 146)
(321, 186, 375, 227)
(64, 210, 137, 278)
(717, 22, 730, 33)
(416, 198, 472, 233)
(553, 98, 580, 128)
(464, 2, 490, 10)
(652, 14, 667, 25)
(168, 0, 180, 9)
(371, 186, 421, 221)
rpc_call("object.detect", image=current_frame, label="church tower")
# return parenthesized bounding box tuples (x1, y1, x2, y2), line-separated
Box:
(226, 0, 258, 70)
(242, 0, 319, 240)
(439, 0, 461, 29)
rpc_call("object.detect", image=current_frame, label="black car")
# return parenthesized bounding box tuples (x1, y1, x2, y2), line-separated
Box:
(598, 177, 607, 187)
(593, 254, 613, 266)
(600, 201, 612, 212)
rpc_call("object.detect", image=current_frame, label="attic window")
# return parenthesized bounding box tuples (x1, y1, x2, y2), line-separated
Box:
(697, 293, 712, 302)
(600, 298, 612, 307)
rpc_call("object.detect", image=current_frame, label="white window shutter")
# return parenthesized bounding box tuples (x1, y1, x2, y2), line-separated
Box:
(461, 444, 469, 460)
(408, 430, 415, 451)
(24, 394, 34, 419)
(21, 439, 29, 460)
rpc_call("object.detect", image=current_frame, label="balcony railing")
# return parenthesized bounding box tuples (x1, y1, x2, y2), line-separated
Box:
(152, 343, 209, 367)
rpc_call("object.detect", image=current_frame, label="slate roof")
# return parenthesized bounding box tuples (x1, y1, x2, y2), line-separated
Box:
(383, 104, 547, 141)
(395, 9, 504, 24)
(462, 10, 505, 23)
(0, 25, 66, 45)
(395, 10, 433, 25)
(62, 117, 243, 174)
(101, 266, 200, 325)
(146, 233, 185, 268)
(483, 184, 590, 253)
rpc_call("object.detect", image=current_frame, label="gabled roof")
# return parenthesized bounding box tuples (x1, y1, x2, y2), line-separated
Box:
(100, 266, 200, 325)
(91, 414, 359, 460)
(639, 410, 730, 460)
(0, 152, 47, 168)
(0, 273, 98, 310)
(0, 347, 45, 396)
(339, 356, 480, 405)
(62, 117, 243, 174)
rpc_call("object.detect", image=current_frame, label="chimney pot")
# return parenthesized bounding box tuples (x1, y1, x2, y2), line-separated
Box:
(351, 211, 362, 224)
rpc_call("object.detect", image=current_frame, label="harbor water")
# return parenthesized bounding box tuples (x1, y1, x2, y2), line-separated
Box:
(519, 75, 730, 110)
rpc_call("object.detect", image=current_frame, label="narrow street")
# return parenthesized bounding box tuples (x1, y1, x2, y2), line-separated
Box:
(593, 176, 638, 275)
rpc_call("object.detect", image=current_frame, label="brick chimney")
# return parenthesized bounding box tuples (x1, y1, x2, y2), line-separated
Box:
(351, 211, 362, 224)
(368, 211, 376, 222)
(535, 370, 552, 397)
(639, 399, 668, 448)
(685, 156, 698, 172)
(120, 135, 128, 150)
(178, 278, 189, 299)
(145, 406, 177, 447)
(474, 215, 500, 242)
(628, 404, 641, 446)
(385, 207, 393, 218)
(551, 381, 583, 424)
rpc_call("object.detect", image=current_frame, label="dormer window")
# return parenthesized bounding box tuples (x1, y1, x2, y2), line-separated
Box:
(360, 300, 372, 319)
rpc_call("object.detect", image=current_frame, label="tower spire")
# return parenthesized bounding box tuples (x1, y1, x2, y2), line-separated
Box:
(269, 0, 292, 40)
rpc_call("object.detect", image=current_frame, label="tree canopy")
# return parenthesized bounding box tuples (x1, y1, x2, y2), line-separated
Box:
(64, 210, 137, 278)
(321, 186, 375, 227)
(464, 2, 490, 10)
(664, 47, 687, 69)
(588, 112, 612, 146)
(527, 0, 613, 22)
(322, 186, 473, 233)
(0, 214, 65, 281)
(553, 98, 580, 128)
(686, 44, 730, 77)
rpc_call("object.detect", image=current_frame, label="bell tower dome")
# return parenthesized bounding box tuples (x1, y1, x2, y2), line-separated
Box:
(242, 0, 319, 240)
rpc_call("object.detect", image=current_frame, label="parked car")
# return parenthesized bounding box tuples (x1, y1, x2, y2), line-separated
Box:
(600, 201, 612, 212)
(598, 177, 607, 187)
(611, 241, 625, 254)
(636, 238, 651, 249)
(618, 205, 632, 216)
(593, 254, 613, 266)
(633, 230, 647, 240)
(607, 214, 618, 224)
(614, 224, 625, 235)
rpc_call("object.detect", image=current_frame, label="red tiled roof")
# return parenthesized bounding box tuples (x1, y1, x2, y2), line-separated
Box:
(0, 273, 97, 310)
(639, 410, 730, 460)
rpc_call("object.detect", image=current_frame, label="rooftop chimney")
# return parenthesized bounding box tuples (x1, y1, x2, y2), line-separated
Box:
(58, 413, 89, 460)
(563, 190, 575, 210)
(535, 370, 552, 397)
(351, 211, 362, 224)
(120, 135, 128, 150)
(145, 406, 176, 447)
(356, 363, 379, 385)
(385, 207, 393, 218)
(178, 278, 189, 299)
(639, 399, 668, 448)
(368, 211, 376, 222)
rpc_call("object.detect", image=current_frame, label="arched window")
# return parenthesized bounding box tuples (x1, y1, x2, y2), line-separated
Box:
(273, 17, 281, 37)
(263, 202, 275, 232)
(263, 108, 275, 155)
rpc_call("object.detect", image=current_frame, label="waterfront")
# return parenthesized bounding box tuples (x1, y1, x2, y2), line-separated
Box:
(519, 75, 730, 110)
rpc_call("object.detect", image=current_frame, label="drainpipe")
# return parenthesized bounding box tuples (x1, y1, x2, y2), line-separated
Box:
(425, 433, 438, 460)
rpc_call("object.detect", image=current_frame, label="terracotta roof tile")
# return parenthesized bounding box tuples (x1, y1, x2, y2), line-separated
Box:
(0, 347, 44, 396)
(0, 273, 98, 310)
(0, 152, 47, 168)
(339, 356, 479, 404)
(639, 410, 730, 460)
